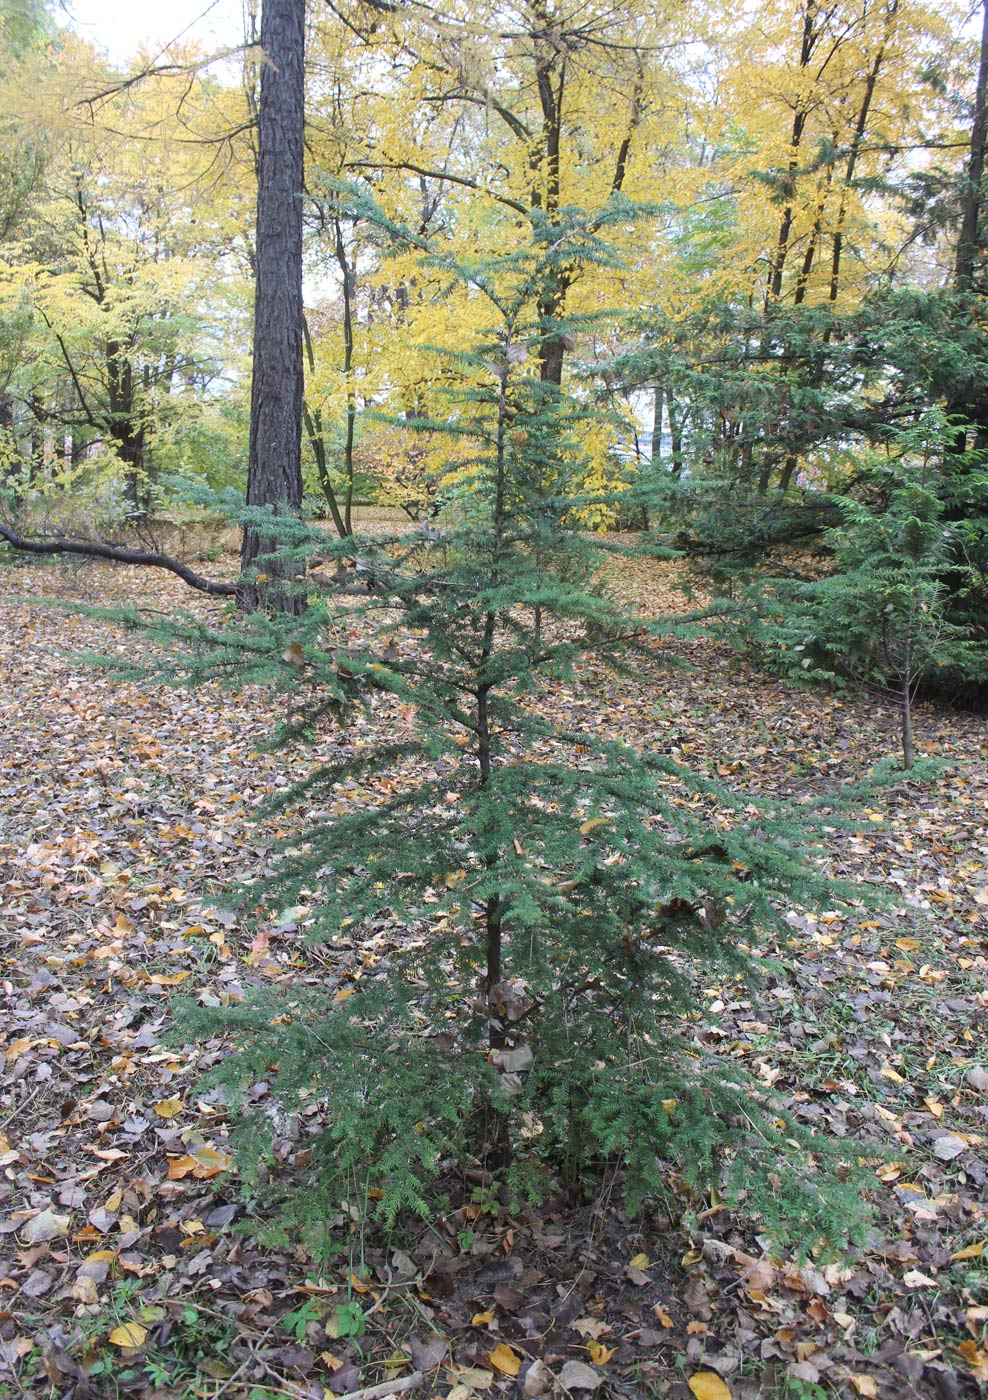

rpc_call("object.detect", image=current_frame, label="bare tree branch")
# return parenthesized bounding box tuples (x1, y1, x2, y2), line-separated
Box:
(0, 523, 238, 596)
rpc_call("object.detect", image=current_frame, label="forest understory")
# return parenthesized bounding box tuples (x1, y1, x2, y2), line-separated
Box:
(1, 547, 986, 1400)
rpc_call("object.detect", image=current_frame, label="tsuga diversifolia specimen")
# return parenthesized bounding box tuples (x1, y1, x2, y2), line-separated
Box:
(168, 207, 872, 1247)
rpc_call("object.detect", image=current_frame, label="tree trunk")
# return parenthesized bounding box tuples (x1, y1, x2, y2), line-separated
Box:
(240, 0, 306, 614)
(901, 674, 914, 770)
(955, 0, 988, 299)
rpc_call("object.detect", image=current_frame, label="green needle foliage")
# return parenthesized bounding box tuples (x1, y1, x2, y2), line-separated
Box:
(156, 208, 879, 1250)
(746, 413, 982, 768)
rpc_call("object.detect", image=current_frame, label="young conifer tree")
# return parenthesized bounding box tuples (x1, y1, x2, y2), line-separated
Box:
(748, 413, 982, 768)
(175, 204, 871, 1247)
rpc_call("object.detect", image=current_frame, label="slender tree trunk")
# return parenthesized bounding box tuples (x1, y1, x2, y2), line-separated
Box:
(302, 316, 349, 537)
(335, 217, 357, 534)
(668, 394, 683, 478)
(766, 0, 817, 305)
(901, 672, 914, 770)
(650, 383, 664, 466)
(955, 0, 988, 299)
(240, 0, 306, 614)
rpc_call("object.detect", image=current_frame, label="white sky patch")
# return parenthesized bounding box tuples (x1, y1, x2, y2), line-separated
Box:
(57, 0, 247, 67)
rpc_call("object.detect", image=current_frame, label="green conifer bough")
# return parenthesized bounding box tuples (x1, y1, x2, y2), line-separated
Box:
(169, 207, 874, 1250)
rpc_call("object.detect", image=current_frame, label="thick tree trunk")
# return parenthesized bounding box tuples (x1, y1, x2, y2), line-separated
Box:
(240, 0, 306, 614)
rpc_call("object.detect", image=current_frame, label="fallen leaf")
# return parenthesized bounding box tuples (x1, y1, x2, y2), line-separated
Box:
(932, 1135, 967, 1161)
(451, 1367, 494, 1390)
(489, 1344, 522, 1377)
(950, 1241, 985, 1261)
(153, 1098, 183, 1119)
(22, 1209, 71, 1244)
(409, 1333, 447, 1370)
(108, 1324, 148, 1349)
(902, 1270, 938, 1288)
(558, 1360, 601, 1391)
(571, 1318, 611, 1340)
(687, 1373, 732, 1400)
(191, 1145, 232, 1178)
(587, 1341, 615, 1366)
(957, 1341, 988, 1382)
(523, 1359, 552, 1397)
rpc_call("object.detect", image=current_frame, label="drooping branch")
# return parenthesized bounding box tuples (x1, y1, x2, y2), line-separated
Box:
(0, 523, 237, 596)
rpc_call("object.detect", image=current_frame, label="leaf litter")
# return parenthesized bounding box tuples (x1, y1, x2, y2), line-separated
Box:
(0, 553, 986, 1399)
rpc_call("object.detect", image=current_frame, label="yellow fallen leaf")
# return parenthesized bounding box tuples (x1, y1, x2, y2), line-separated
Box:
(850, 1377, 878, 1398)
(925, 1098, 944, 1118)
(104, 1189, 122, 1213)
(153, 1098, 183, 1119)
(950, 1241, 985, 1261)
(579, 817, 610, 837)
(167, 1155, 199, 1180)
(149, 971, 192, 986)
(108, 1323, 148, 1349)
(587, 1341, 615, 1365)
(688, 1373, 732, 1400)
(191, 1146, 232, 1178)
(653, 1305, 675, 1329)
(629, 1253, 650, 1269)
(880, 1065, 906, 1084)
(333, 987, 355, 1003)
(489, 1344, 522, 1377)
(471, 1309, 495, 1326)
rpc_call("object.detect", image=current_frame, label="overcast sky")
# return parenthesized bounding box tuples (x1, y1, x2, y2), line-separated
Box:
(58, 0, 246, 65)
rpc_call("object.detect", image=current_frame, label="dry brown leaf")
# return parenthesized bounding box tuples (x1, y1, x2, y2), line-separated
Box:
(558, 1360, 601, 1391)
(22, 1210, 71, 1244)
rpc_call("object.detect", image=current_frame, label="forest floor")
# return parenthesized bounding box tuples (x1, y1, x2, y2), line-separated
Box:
(0, 545, 986, 1400)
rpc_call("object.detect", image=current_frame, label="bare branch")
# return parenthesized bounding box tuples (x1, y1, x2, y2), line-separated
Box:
(0, 523, 238, 596)
(346, 159, 530, 217)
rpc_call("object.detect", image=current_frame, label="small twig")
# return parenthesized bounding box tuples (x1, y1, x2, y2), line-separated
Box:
(333, 1370, 425, 1400)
